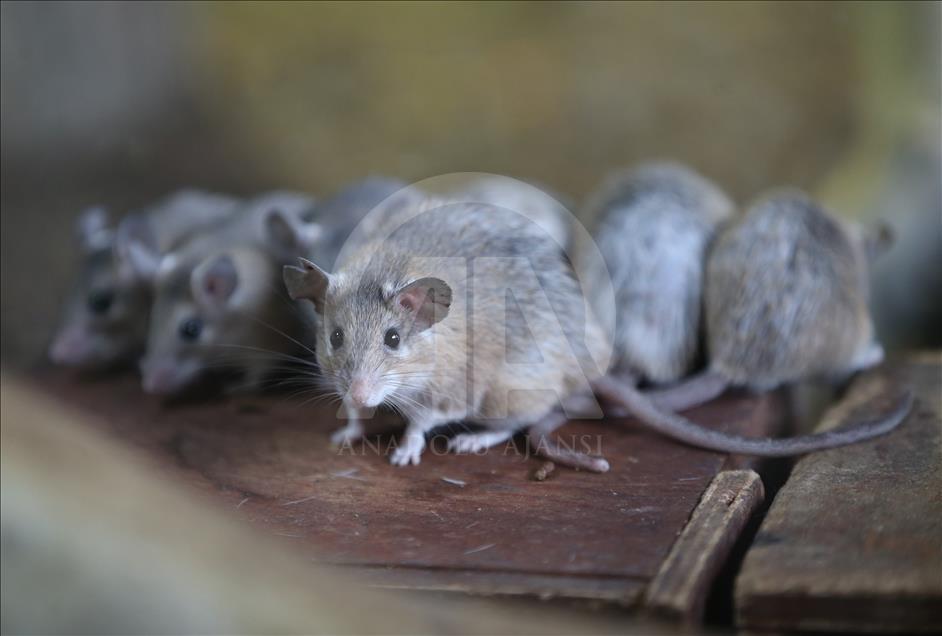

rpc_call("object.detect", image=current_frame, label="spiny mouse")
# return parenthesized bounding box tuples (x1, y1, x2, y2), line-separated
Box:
(140, 179, 406, 395)
(593, 189, 912, 457)
(48, 190, 240, 370)
(284, 194, 609, 468)
(583, 161, 733, 385)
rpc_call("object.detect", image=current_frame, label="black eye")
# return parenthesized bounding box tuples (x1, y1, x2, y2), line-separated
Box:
(179, 317, 203, 342)
(330, 327, 344, 349)
(87, 290, 114, 315)
(384, 328, 400, 349)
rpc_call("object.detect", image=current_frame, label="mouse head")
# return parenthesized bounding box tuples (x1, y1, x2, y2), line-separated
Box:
(284, 256, 452, 410)
(140, 248, 274, 395)
(49, 207, 151, 369)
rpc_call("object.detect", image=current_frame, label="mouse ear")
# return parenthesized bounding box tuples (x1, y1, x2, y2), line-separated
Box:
(192, 253, 239, 309)
(266, 208, 324, 255)
(76, 206, 113, 253)
(283, 257, 330, 313)
(395, 277, 452, 333)
(115, 213, 160, 282)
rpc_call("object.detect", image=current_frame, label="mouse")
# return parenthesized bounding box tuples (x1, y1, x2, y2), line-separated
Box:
(48, 190, 241, 370)
(582, 161, 734, 386)
(139, 179, 407, 395)
(284, 193, 611, 468)
(591, 189, 913, 457)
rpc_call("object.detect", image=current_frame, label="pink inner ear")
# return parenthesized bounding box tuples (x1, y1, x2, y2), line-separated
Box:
(399, 296, 416, 312)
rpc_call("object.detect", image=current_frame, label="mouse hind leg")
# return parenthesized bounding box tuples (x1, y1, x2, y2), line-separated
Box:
(527, 411, 610, 473)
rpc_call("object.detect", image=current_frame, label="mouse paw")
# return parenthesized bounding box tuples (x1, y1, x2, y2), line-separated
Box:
(447, 430, 513, 454)
(390, 434, 425, 466)
(330, 422, 364, 447)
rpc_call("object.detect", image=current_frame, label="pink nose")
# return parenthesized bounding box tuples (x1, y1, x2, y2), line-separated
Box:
(348, 378, 372, 407)
(49, 329, 89, 366)
(141, 361, 178, 395)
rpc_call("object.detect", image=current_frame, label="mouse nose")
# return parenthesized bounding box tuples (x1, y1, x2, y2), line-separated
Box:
(348, 376, 377, 408)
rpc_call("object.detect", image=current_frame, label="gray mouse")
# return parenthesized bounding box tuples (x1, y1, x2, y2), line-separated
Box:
(592, 189, 912, 457)
(140, 179, 407, 395)
(48, 190, 241, 369)
(583, 162, 734, 385)
(284, 193, 610, 468)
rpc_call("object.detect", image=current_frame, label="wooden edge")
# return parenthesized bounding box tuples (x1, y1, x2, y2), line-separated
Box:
(643, 469, 765, 622)
(341, 565, 646, 605)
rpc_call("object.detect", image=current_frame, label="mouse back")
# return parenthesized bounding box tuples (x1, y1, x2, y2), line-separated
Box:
(440, 174, 574, 250)
(706, 190, 879, 389)
(586, 162, 734, 383)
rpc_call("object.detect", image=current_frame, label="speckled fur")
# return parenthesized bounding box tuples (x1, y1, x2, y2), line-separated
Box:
(584, 162, 733, 383)
(706, 190, 880, 389)
(307, 196, 604, 464)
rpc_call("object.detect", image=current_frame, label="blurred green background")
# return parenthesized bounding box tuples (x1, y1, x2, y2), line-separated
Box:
(1, 1, 939, 366)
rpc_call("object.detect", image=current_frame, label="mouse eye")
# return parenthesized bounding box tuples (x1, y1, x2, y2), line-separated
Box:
(384, 328, 400, 350)
(179, 317, 203, 342)
(87, 289, 115, 315)
(330, 327, 344, 349)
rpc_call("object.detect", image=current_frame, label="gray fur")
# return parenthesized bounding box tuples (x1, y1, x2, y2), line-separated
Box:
(441, 175, 574, 250)
(585, 162, 734, 383)
(140, 179, 405, 395)
(706, 190, 882, 389)
(49, 191, 240, 370)
(288, 195, 605, 466)
(593, 189, 909, 458)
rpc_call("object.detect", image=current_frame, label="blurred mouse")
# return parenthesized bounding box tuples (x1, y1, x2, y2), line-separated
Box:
(140, 179, 408, 395)
(583, 161, 734, 385)
(592, 189, 912, 457)
(48, 190, 240, 370)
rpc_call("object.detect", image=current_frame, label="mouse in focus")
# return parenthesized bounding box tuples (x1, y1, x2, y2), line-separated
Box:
(48, 190, 241, 370)
(285, 194, 610, 468)
(139, 179, 407, 395)
(593, 189, 912, 457)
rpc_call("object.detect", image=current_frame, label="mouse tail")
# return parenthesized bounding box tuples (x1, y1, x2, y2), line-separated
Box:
(592, 376, 913, 456)
(643, 370, 729, 412)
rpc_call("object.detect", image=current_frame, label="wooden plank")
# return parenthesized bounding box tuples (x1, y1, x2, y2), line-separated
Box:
(645, 469, 764, 622)
(32, 368, 784, 605)
(736, 353, 942, 633)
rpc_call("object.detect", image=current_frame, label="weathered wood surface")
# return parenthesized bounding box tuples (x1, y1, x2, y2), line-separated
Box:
(736, 353, 942, 633)
(645, 469, 764, 622)
(33, 368, 783, 606)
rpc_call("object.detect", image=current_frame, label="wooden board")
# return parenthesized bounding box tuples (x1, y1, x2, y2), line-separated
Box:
(33, 368, 784, 607)
(735, 353, 942, 632)
(645, 469, 764, 622)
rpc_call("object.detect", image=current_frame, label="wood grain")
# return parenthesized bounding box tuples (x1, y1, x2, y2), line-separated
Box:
(735, 354, 942, 632)
(645, 469, 764, 622)
(33, 368, 783, 605)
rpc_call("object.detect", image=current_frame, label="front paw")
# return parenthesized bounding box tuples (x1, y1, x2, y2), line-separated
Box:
(390, 436, 424, 466)
(330, 423, 363, 447)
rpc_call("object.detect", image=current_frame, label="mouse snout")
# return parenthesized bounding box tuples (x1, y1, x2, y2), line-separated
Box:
(49, 327, 92, 366)
(347, 375, 382, 409)
(140, 357, 196, 395)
